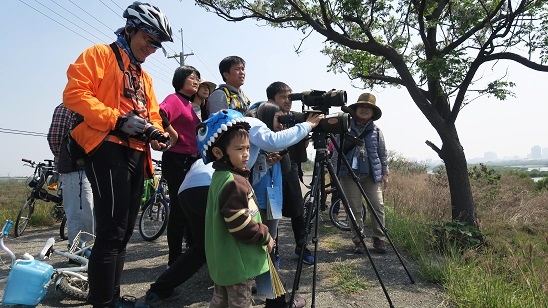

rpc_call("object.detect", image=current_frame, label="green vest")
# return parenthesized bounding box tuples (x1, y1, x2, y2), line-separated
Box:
(205, 170, 269, 286)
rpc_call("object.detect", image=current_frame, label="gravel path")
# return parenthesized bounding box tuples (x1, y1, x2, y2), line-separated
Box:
(0, 174, 451, 308)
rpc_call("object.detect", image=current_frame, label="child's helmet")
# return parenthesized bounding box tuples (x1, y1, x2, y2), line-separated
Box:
(196, 109, 251, 163)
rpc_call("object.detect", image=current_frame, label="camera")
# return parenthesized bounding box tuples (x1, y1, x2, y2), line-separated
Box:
(278, 149, 289, 156)
(278, 111, 349, 134)
(141, 123, 169, 144)
(289, 89, 347, 108)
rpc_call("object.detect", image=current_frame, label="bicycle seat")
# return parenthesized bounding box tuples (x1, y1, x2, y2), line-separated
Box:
(38, 237, 56, 260)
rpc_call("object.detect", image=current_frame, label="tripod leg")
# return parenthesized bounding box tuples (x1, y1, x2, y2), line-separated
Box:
(325, 160, 395, 308)
(290, 153, 325, 308)
(329, 134, 415, 284)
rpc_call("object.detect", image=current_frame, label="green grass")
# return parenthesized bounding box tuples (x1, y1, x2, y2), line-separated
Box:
(0, 179, 58, 230)
(387, 207, 547, 307)
(327, 258, 369, 294)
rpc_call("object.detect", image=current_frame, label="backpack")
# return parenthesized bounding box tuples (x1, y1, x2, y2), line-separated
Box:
(203, 85, 251, 119)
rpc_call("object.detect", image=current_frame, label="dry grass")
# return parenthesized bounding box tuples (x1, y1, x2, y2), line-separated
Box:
(385, 172, 451, 223)
(384, 166, 547, 306)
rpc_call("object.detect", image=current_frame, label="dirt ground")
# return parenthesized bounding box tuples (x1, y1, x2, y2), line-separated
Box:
(0, 174, 452, 308)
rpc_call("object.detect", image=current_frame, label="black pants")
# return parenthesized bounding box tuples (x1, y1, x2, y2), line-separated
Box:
(85, 142, 144, 307)
(161, 151, 197, 265)
(282, 162, 307, 248)
(148, 186, 208, 297)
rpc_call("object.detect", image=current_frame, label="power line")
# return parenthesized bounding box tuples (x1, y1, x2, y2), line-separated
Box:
(51, 0, 112, 42)
(0, 128, 47, 137)
(68, 0, 113, 31)
(18, 0, 96, 45)
(34, 0, 106, 43)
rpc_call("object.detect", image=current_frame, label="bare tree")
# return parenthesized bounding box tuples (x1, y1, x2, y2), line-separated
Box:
(195, 0, 548, 227)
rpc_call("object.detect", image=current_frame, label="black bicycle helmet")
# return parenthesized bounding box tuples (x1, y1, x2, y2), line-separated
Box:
(123, 2, 173, 42)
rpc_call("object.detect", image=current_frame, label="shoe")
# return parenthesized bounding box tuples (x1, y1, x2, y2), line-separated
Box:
(295, 246, 315, 265)
(353, 242, 365, 254)
(373, 237, 387, 254)
(288, 296, 306, 308)
(144, 290, 182, 307)
(113, 295, 149, 308)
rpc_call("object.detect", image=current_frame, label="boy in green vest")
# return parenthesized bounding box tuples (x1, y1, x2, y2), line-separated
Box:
(201, 110, 274, 307)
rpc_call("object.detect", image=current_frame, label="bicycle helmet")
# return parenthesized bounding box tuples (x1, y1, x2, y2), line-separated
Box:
(123, 2, 173, 42)
(196, 109, 251, 164)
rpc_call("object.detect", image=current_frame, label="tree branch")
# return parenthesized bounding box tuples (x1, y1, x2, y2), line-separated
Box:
(483, 52, 548, 71)
(440, 0, 506, 55)
(356, 73, 404, 86)
(425, 140, 442, 156)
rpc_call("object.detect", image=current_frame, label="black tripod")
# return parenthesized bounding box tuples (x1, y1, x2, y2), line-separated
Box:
(290, 131, 414, 308)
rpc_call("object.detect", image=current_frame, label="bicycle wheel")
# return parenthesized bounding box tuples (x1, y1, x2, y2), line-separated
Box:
(58, 275, 89, 300)
(14, 197, 35, 237)
(139, 198, 169, 241)
(60, 215, 68, 240)
(330, 198, 366, 231)
(302, 190, 317, 225)
(50, 202, 65, 221)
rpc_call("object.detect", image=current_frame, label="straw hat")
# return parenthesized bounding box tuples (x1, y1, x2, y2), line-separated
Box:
(348, 93, 382, 121)
(199, 80, 216, 94)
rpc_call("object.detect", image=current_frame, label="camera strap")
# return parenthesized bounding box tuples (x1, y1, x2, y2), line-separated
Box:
(343, 129, 370, 155)
(110, 42, 125, 72)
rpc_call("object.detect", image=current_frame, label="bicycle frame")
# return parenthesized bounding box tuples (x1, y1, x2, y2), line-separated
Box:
(38, 237, 90, 281)
(0, 220, 91, 303)
(25, 159, 62, 204)
(15, 159, 65, 237)
(0, 221, 16, 283)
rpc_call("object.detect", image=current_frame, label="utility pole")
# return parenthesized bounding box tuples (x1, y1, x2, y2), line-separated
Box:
(167, 28, 194, 65)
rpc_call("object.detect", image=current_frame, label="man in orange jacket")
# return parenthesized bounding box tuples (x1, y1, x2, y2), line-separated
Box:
(62, 2, 172, 307)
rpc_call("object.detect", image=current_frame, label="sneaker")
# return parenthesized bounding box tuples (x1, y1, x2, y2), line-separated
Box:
(144, 290, 182, 307)
(373, 237, 387, 254)
(353, 242, 365, 254)
(113, 295, 149, 308)
(295, 246, 315, 265)
(288, 296, 306, 308)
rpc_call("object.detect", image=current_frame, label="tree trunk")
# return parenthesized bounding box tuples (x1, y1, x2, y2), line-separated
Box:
(438, 125, 477, 227)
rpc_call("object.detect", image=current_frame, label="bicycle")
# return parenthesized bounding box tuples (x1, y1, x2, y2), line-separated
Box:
(303, 176, 365, 231)
(0, 220, 92, 305)
(15, 159, 65, 238)
(138, 159, 170, 241)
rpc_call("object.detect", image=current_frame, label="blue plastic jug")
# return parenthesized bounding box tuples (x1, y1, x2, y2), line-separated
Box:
(2, 254, 53, 306)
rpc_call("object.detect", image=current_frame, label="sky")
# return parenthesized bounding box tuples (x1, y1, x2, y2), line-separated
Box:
(1, 0, 548, 177)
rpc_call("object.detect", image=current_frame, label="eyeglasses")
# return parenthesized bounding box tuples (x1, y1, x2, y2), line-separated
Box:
(141, 30, 162, 50)
(187, 75, 201, 83)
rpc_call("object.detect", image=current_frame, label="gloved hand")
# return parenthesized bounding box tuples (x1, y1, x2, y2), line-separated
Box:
(116, 112, 146, 136)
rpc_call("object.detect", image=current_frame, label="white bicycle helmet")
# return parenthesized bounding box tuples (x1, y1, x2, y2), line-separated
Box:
(123, 2, 173, 42)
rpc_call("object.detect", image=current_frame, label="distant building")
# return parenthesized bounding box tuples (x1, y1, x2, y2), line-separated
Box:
(531, 145, 542, 159)
(484, 151, 498, 161)
(543, 148, 548, 159)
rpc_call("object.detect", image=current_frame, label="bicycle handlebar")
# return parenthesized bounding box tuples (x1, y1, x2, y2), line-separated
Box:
(1, 220, 14, 237)
(22, 158, 58, 169)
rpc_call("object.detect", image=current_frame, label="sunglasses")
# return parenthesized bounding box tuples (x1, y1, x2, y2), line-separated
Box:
(147, 38, 162, 50)
(141, 30, 162, 49)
